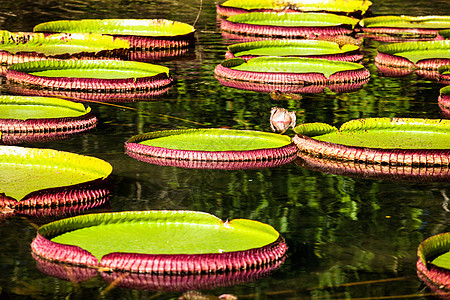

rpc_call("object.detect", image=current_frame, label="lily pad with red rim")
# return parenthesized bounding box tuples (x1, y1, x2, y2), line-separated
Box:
(0, 31, 129, 67)
(417, 233, 450, 295)
(0, 95, 97, 144)
(225, 39, 362, 62)
(31, 210, 287, 273)
(0, 145, 112, 212)
(214, 57, 370, 93)
(216, 0, 372, 18)
(360, 15, 450, 39)
(293, 118, 450, 166)
(125, 128, 298, 169)
(220, 12, 360, 38)
(6, 59, 173, 94)
(375, 40, 450, 71)
(439, 85, 450, 118)
(33, 19, 196, 50)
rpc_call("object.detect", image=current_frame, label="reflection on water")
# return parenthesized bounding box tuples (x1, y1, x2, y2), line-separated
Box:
(0, 0, 449, 299)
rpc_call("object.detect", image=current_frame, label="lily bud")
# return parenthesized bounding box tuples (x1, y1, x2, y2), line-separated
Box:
(270, 107, 296, 133)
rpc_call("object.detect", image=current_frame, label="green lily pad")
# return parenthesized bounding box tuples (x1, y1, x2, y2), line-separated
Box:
(6, 59, 172, 92)
(0, 146, 112, 202)
(297, 118, 450, 149)
(377, 40, 450, 64)
(216, 0, 372, 17)
(418, 232, 450, 268)
(34, 19, 195, 37)
(227, 39, 359, 58)
(360, 15, 450, 29)
(136, 128, 291, 151)
(217, 0, 372, 16)
(0, 95, 90, 120)
(0, 30, 129, 57)
(32, 210, 287, 273)
(214, 57, 368, 87)
(50, 211, 277, 258)
(125, 129, 298, 169)
(293, 118, 450, 165)
(417, 233, 450, 292)
(227, 12, 359, 27)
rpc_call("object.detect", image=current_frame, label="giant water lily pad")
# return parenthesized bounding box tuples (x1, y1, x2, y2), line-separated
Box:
(225, 39, 362, 62)
(0, 31, 129, 66)
(125, 128, 297, 169)
(33, 19, 195, 50)
(439, 85, 450, 117)
(360, 15, 450, 38)
(0, 95, 97, 144)
(31, 210, 287, 273)
(215, 57, 370, 87)
(0, 146, 112, 209)
(375, 40, 450, 70)
(6, 59, 173, 93)
(216, 0, 372, 17)
(293, 118, 450, 166)
(417, 233, 450, 294)
(221, 12, 360, 38)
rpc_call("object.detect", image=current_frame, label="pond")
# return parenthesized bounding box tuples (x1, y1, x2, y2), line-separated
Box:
(1, 0, 450, 299)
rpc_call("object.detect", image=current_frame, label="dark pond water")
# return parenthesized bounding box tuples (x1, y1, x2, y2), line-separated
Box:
(1, 0, 450, 299)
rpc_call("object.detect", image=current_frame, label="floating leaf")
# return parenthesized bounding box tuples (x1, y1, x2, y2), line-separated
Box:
(293, 118, 450, 166)
(0, 145, 112, 208)
(125, 128, 297, 169)
(215, 57, 370, 86)
(417, 233, 450, 292)
(376, 40, 450, 69)
(360, 15, 450, 37)
(31, 210, 287, 273)
(0, 30, 129, 65)
(6, 59, 173, 93)
(0, 95, 97, 144)
(221, 12, 360, 38)
(217, 0, 372, 17)
(226, 39, 362, 62)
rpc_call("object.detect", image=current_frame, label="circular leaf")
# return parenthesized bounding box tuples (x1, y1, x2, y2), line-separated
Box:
(31, 210, 287, 273)
(0, 146, 112, 208)
(125, 128, 298, 169)
(221, 12, 359, 38)
(6, 59, 173, 93)
(226, 39, 362, 62)
(33, 19, 195, 49)
(293, 118, 450, 166)
(0, 95, 97, 144)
